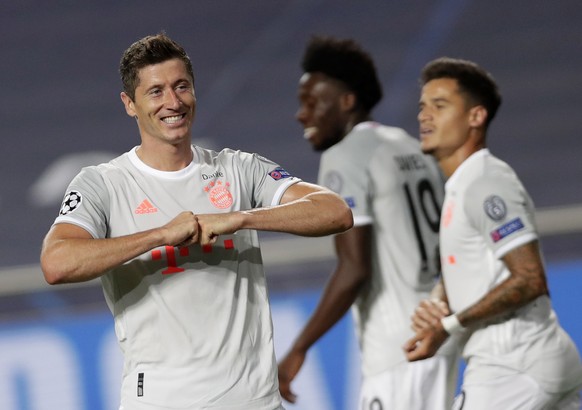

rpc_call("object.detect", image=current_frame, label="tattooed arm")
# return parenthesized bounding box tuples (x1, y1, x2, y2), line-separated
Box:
(456, 239, 549, 328)
(405, 240, 548, 361)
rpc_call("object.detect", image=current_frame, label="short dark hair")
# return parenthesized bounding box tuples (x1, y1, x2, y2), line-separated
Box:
(119, 32, 194, 100)
(301, 35, 383, 112)
(420, 57, 502, 127)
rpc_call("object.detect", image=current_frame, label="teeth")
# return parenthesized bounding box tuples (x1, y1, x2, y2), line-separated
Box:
(303, 127, 317, 139)
(163, 115, 183, 124)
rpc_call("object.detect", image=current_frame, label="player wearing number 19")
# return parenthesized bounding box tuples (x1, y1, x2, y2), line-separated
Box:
(277, 36, 459, 410)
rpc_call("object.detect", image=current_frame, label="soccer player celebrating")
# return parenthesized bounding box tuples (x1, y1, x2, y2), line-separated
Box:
(40, 33, 352, 410)
(405, 57, 582, 409)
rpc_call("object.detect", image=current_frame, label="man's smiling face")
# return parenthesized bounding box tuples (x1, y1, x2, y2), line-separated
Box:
(122, 58, 196, 146)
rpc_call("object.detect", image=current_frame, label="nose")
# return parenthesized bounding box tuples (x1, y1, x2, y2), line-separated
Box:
(295, 106, 308, 125)
(165, 90, 182, 109)
(417, 107, 429, 123)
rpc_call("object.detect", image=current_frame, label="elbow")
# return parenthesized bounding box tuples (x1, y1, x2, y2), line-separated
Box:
(40, 254, 69, 285)
(335, 203, 354, 233)
(341, 207, 354, 232)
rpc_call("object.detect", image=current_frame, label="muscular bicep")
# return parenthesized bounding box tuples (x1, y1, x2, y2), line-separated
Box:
(40, 223, 98, 284)
(279, 181, 329, 204)
(44, 223, 95, 244)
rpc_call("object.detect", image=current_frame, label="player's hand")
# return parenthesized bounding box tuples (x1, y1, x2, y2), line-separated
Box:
(403, 324, 448, 362)
(161, 211, 200, 247)
(410, 298, 450, 333)
(277, 349, 306, 403)
(196, 212, 243, 245)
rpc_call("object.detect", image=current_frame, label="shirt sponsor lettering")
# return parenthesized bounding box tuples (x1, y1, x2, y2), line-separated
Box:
(490, 217, 524, 242)
(202, 171, 224, 180)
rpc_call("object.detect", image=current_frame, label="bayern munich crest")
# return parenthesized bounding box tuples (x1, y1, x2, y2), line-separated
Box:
(204, 181, 234, 209)
(59, 190, 82, 215)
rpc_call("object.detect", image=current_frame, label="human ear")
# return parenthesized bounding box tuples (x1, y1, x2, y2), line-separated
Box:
(469, 105, 488, 128)
(340, 92, 357, 112)
(120, 92, 137, 118)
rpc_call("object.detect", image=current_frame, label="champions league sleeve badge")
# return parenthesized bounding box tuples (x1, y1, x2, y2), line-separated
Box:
(483, 195, 507, 221)
(59, 191, 82, 215)
(268, 167, 292, 180)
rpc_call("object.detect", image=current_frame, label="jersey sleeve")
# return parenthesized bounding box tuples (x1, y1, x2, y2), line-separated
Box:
(235, 151, 301, 208)
(318, 149, 371, 227)
(52, 166, 110, 239)
(463, 173, 538, 258)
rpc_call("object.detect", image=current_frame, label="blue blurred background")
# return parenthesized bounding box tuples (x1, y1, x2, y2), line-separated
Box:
(1, 1, 581, 408)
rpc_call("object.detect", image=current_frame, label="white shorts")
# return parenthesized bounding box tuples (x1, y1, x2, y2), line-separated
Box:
(359, 355, 458, 410)
(453, 371, 582, 410)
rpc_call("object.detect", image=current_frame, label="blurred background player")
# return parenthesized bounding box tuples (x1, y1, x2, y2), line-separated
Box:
(405, 57, 582, 409)
(278, 36, 459, 410)
(40, 32, 352, 410)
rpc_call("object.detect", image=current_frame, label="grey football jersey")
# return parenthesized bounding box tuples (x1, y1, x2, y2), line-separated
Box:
(440, 149, 582, 393)
(318, 122, 446, 376)
(54, 146, 300, 409)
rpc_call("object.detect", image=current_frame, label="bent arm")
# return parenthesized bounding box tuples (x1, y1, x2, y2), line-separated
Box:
(251, 181, 353, 235)
(404, 240, 548, 361)
(41, 211, 200, 284)
(196, 182, 353, 244)
(455, 240, 548, 329)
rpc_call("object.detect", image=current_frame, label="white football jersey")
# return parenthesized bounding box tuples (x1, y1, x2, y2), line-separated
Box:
(440, 148, 582, 394)
(53, 145, 300, 409)
(318, 122, 451, 376)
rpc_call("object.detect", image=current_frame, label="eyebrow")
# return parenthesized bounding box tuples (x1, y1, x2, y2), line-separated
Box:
(142, 78, 191, 93)
(419, 96, 449, 106)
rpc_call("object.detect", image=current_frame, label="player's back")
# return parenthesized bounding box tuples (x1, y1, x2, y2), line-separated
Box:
(319, 121, 446, 375)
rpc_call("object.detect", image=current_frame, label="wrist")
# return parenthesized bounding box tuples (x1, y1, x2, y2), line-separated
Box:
(440, 314, 465, 335)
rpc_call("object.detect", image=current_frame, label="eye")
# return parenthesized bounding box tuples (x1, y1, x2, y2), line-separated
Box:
(149, 88, 162, 97)
(176, 83, 192, 93)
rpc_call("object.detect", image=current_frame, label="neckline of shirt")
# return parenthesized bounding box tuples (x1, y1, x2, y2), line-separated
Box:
(446, 148, 490, 188)
(352, 121, 379, 133)
(128, 146, 199, 180)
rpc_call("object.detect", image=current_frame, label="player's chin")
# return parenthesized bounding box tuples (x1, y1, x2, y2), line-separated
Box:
(420, 142, 435, 155)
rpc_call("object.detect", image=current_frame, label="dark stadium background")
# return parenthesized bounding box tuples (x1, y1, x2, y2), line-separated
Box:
(0, 2, 581, 409)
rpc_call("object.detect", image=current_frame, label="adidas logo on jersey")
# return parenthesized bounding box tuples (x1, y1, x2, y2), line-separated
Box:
(135, 199, 158, 214)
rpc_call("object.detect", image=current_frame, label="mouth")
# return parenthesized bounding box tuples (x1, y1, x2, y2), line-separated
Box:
(419, 126, 433, 139)
(303, 126, 317, 140)
(161, 113, 186, 124)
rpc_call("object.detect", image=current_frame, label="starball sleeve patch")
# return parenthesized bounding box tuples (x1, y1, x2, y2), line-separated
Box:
(59, 191, 83, 215)
(483, 195, 507, 221)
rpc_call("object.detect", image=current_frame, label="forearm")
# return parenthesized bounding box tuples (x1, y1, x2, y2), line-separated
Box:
(456, 241, 548, 328)
(240, 190, 352, 237)
(293, 268, 366, 352)
(41, 228, 165, 284)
